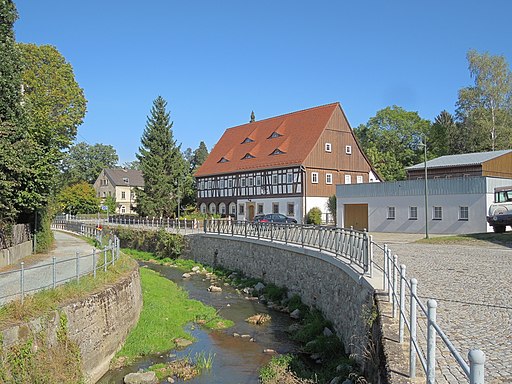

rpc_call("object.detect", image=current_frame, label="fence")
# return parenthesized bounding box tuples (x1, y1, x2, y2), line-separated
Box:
(373, 242, 485, 384)
(55, 216, 486, 383)
(0, 223, 120, 305)
(203, 219, 371, 275)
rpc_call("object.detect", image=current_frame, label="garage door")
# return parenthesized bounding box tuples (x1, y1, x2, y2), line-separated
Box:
(344, 204, 368, 231)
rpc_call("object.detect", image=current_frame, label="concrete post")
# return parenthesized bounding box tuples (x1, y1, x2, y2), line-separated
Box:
(92, 249, 96, 278)
(427, 299, 438, 384)
(468, 349, 485, 384)
(383, 244, 388, 291)
(104, 246, 107, 272)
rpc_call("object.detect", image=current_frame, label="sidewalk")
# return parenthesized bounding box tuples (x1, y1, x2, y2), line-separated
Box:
(0, 231, 97, 305)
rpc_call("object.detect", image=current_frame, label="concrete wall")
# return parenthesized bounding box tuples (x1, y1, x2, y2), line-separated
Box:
(183, 234, 375, 369)
(0, 240, 33, 267)
(0, 267, 142, 384)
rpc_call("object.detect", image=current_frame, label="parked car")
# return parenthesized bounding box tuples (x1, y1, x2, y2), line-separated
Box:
(253, 213, 297, 224)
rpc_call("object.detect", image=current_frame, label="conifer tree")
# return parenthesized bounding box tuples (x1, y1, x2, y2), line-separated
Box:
(136, 96, 185, 217)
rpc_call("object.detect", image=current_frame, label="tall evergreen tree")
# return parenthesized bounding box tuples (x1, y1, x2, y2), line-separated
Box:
(191, 141, 209, 171)
(135, 96, 185, 217)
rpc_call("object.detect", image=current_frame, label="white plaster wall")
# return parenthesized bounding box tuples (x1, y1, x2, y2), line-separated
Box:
(340, 193, 489, 234)
(236, 197, 303, 222)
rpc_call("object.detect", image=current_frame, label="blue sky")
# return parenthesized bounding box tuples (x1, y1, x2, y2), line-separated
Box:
(14, 1, 512, 164)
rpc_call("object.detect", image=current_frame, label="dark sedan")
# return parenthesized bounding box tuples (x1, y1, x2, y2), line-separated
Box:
(253, 213, 297, 223)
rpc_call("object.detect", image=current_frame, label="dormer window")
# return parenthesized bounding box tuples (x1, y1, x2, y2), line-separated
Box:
(123, 177, 129, 184)
(218, 157, 229, 163)
(268, 132, 282, 139)
(242, 137, 254, 144)
(242, 153, 255, 160)
(270, 148, 285, 155)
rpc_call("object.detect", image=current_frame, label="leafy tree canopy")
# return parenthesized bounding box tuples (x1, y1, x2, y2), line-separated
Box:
(456, 49, 512, 151)
(19, 43, 87, 151)
(56, 182, 99, 215)
(61, 142, 119, 185)
(354, 106, 431, 181)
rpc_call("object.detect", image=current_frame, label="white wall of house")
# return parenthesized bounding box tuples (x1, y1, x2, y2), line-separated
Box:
(336, 177, 512, 234)
(236, 197, 303, 222)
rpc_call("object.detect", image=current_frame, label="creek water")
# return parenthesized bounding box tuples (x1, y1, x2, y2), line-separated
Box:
(97, 262, 299, 383)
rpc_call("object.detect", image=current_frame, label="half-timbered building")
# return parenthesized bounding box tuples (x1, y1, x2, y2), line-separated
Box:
(194, 103, 380, 223)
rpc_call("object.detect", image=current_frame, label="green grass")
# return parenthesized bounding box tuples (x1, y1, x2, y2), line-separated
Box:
(116, 267, 233, 361)
(0, 254, 137, 328)
(416, 231, 512, 247)
(122, 248, 203, 270)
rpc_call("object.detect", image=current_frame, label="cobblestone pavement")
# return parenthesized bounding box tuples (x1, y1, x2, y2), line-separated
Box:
(374, 235, 512, 384)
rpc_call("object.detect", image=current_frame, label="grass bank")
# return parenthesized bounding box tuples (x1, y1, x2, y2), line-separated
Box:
(114, 251, 233, 364)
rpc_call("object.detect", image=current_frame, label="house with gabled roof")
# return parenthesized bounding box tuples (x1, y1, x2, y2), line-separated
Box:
(406, 149, 512, 179)
(194, 103, 380, 223)
(337, 149, 512, 233)
(93, 169, 144, 215)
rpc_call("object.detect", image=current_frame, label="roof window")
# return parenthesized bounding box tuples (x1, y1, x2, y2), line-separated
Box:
(270, 148, 285, 155)
(242, 137, 254, 144)
(268, 132, 282, 139)
(242, 153, 255, 160)
(218, 157, 229, 163)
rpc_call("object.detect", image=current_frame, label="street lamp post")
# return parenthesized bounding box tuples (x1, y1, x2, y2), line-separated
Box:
(422, 137, 429, 239)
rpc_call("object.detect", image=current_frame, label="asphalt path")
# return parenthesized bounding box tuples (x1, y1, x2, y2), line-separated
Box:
(0, 231, 98, 305)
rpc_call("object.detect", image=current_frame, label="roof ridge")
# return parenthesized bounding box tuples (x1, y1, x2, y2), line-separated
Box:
(225, 102, 340, 131)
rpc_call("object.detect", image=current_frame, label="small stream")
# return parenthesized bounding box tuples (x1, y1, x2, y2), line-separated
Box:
(97, 262, 299, 383)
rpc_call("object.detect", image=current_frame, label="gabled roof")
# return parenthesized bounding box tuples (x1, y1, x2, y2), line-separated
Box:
(195, 103, 340, 177)
(104, 169, 144, 187)
(406, 149, 512, 170)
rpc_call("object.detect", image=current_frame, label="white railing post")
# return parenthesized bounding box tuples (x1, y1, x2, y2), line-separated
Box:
(104, 246, 107, 272)
(399, 264, 406, 343)
(392, 255, 398, 317)
(368, 234, 374, 277)
(383, 244, 388, 291)
(427, 299, 438, 384)
(387, 250, 393, 304)
(409, 278, 418, 379)
(468, 349, 485, 384)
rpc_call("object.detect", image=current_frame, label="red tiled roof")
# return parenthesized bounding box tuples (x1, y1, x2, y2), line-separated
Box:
(195, 103, 339, 177)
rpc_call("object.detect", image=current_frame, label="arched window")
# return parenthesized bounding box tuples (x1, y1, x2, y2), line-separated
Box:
(209, 203, 216, 214)
(229, 202, 236, 215)
(200, 203, 207, 214)
(219, 202, 226, 215)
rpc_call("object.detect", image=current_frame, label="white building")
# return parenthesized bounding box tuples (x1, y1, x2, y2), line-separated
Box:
(336, 177, 512, 234)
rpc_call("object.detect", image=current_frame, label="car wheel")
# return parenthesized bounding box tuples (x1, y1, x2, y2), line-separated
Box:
(493, 225, 506, 233)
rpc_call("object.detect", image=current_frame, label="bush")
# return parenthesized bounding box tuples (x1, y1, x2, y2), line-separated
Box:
(112, 227, 183, 258)
(306, 207, 322, 225)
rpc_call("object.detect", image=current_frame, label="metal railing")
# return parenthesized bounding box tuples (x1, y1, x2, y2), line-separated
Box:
(203, 219, 371, 275)
(373, 242, 485, 384)
(0, 224, 120, 305)
(55, 216, 486, 382)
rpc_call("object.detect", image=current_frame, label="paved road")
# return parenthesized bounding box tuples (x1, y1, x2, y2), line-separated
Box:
(373, 234, 512, 384)
(0, 231, 97, 305)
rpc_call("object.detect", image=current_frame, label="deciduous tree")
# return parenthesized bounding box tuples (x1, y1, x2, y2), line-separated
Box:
(354, 106, 431, 181)
(61, 142, 119, 184)
(456, 49, 512, 151)
(56, 182, 99, 215)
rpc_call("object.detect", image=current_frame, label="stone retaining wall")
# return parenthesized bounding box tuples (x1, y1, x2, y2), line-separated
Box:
(0, 240, 33, 267)
(183, 234, 377, 374)
(0, 266, 142, 383)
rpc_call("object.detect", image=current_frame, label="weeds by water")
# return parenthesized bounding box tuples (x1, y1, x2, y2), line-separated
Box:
(114, 267, 233, 365)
